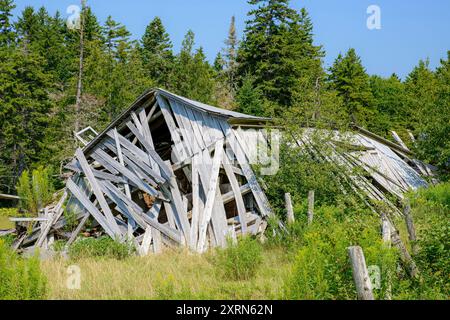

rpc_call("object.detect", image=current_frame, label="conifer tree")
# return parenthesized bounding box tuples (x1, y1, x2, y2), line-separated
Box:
(141, 17, 173, 87)
(0, 48, 53, 188)
(238, 1, 323, 112)
(170, 30, 215, 104)
(328, 48, 374, 127)
(0, 0, 15, 46)
(236, 74, 264, 115)
(369, 74, 406, 134)
(223, 16, 238, 88)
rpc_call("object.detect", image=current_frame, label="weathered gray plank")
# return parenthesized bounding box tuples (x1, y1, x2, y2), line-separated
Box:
(75, 148, 122, 236)
(66, 178, 117, 239)
(156, 95, 189, 161)
(125, 121, 172, 179)
(285, 193, 295, 224)
(93, 148, 158, 197)
(222, 152, 248, 234)
(197, 140, 224, 252)
(165, 160, 191, 246)
(227, 130, 273, 218)
(348, 246, 375, 300)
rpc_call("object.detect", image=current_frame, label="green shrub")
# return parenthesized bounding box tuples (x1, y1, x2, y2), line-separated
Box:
(69, 236, 134, 260)
(0, 208, 19, 217)
(16, 166, 55, 215)
(0, 240, 47, 300)
(215, 236, 263, 280)
(405, 182, 450, 298)
(284, 205, 398, 300)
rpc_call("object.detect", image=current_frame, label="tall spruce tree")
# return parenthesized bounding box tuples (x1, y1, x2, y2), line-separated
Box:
(404, 58, 448, 175)
(170, 30, 216, 104)
(419, 52, 449, 176)
(0, 0, 15, 46)
(238, 0, 323, 112)
(328, 48, 374, 127)
(369, 74, 407, 135)
(223, 16, 238, 88)
(0, 48, 53, 188)
(103, 16, 131, 61)
(141, 17, 173, 87)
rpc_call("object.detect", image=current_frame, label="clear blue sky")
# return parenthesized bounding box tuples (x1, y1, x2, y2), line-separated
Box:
(12, 0, 450, 79)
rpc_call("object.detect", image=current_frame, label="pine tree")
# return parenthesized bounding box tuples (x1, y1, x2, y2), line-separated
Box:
(0, 0, 15, 47)
(328, 48, 374, 127)
(15, 6, 40, 48)
(0, 47, 53, 189)
(170, 30, 216, 104)
(238, 1, 323, 111)
(223, 16, 238, 88)
(405, 57, 448, 175)
(369, 74, 407, 134)
(214, 52, 225, 73)
(141, 17, 173, 87)
(236, 74, 264, 115)
(103, 16, 131, 61)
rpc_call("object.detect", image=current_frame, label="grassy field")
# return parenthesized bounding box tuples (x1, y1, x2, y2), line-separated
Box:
(41, 248, 291, 300)
(0, 216, 14, 229)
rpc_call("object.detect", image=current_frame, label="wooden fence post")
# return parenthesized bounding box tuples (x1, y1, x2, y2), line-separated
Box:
(285, 193, 295, 224)
(348, 246, 375, 300)
(307, 190, 314, 225)
(381, 214, 392, 300)
(403, 200, 418, 255)
(381, 214, 391, 245)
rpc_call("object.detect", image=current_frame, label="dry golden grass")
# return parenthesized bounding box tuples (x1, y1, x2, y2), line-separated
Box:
(0, 216, 14, 229)
(41, 247, 290, 300)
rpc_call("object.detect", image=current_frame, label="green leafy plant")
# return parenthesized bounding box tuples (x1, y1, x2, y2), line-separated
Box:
(283, 205, 398, 300)
(16, 166, 55, 215)
(0, 208, 19, 217)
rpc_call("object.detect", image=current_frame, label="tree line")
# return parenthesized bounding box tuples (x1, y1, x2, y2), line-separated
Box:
(0, 0, 448, 194)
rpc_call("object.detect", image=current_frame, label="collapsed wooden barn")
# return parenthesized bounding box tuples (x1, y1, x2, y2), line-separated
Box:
(11, 88, 275, 254)
(6, 88, 433, 255)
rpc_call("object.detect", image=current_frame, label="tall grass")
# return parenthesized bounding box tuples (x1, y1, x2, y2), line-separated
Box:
(0, 240, 47, 300)
(41, 248, 288, 300)
(215, 236, 263, 280)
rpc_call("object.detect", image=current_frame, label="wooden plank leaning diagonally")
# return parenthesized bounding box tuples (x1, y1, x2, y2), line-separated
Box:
(227, 130, 273, 218)
(138, 107, 160, 175)
(164, 160, 191, 246)
(221, 151, 248, 234)
(100, 179, 183, 244)
(102, 138, 165, 186)
(36, 190, 68, 247)
(75, 148, 122, 237)
(117, 124, 172, 181)
(66, 178, 118, 239)
(113, 128, 132, 199)
(156, 94, 190, 161)
(92, 148, 159, 198)
(197, 140, 224, 252)
(189, 153, 202, 249)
